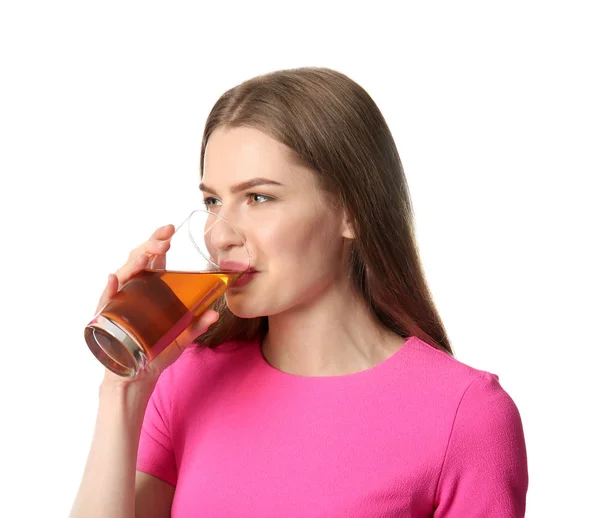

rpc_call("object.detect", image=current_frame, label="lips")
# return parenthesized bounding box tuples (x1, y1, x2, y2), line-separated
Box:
(230, 270, 258, 288)
(218, 260, 254, 273)
(218, 260, 257, 288)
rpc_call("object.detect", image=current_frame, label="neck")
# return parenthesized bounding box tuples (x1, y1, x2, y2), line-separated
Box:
(261, 279, 405, 377)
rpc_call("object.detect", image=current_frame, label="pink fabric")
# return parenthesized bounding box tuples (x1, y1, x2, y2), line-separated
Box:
(137, 335, 528, 516)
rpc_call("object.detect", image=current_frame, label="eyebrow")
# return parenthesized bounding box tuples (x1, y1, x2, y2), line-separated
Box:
(199, 177, 284, 195)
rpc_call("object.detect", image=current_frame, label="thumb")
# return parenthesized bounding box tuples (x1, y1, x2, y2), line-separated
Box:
(190, 309, 220, 339)
(147, 310, 220, 374)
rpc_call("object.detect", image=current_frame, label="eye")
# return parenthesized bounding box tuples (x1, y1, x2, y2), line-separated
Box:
(247, 193, 272, 204)
(203, 196, 221, 208)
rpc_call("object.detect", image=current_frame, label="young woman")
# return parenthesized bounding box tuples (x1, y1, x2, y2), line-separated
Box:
(71, 67, 528, 517)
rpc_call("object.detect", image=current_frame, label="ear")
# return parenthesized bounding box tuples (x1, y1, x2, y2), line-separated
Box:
(341, 210, 355, 239)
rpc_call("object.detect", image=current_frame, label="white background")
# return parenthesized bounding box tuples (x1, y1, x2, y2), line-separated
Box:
(1, 1, 598, 516)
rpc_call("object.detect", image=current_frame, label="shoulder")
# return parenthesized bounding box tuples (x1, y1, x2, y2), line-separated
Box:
(156, 338, 257, 391)
(403, 336, 524, 430)
(413, 338, 530, 513)
(404, 336, 502, 392)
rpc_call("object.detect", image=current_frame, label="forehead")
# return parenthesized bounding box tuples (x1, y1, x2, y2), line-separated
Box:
(203, 126, 312, 188)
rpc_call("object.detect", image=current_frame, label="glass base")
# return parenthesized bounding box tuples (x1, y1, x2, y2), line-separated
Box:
(84, 315, 148, 378)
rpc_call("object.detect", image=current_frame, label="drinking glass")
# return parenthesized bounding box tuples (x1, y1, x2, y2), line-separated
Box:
(84, 209, 250, 378)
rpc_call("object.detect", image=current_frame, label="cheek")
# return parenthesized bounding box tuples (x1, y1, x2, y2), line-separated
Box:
(227, 214, 344, 317)
(251, 220, 302, 266)
(254, 214, 342, 276)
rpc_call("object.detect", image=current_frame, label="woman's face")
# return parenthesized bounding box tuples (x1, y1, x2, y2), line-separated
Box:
(201, 126, 353, 318)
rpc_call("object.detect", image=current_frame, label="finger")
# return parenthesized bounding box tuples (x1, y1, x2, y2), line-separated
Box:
(150, 310, 220, 373)
(126, 238, 170, 263)
(190, 310, 220, 338)
(96, 273, 119, 313)
(173, 310, 219, 350)
(145, 239, 172, 270)
(124, 225, 174, 266)
(117, 237, 172, 288)
(148, 241, 171, 270)
(145, 239, 171, 255)
(114, 252, 149, 288)
(149, 224, 175, 241)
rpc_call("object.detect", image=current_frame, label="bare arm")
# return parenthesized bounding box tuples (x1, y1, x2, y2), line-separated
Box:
(135, 472, 175, 518)
(70, 380, 156, 518)
(70, 224, 218, 518)
(70, 338, 216, 518)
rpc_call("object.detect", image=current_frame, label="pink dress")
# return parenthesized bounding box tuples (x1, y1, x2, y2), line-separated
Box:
(137, 335, 528, 516)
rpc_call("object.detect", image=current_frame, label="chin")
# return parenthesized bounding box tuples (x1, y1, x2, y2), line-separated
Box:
(224, 294, 264, 319)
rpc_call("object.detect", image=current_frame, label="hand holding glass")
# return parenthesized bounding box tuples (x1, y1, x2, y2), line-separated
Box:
(84, 209, 249, 378)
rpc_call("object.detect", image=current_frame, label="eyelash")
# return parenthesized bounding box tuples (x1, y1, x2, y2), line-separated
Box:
(203, 193, 272, 207)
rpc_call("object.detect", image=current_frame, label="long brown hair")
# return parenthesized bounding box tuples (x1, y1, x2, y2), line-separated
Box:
(195, 67, 453, 356)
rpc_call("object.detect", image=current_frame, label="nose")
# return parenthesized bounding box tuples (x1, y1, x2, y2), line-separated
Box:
(204, 210, 247, 260)
(206, 218, 242, 249)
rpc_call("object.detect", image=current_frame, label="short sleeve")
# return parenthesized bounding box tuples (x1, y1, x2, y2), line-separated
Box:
(136, 368, 178, 486)
(433, 373, 528, 517)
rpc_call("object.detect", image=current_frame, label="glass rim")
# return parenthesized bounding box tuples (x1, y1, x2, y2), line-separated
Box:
(173, 208, 251, 273)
